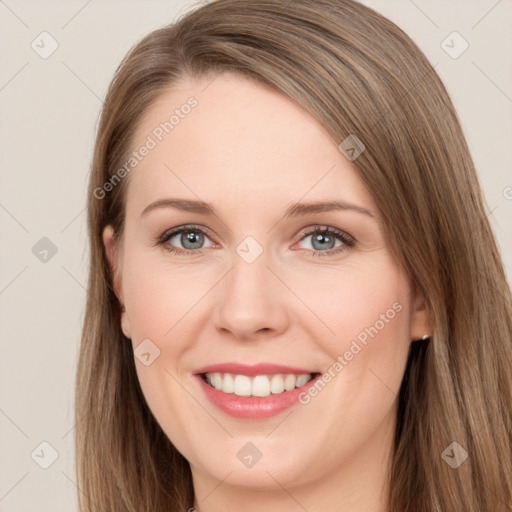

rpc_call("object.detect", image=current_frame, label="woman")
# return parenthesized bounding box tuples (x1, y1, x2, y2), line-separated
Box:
(76, 0, 512, 510)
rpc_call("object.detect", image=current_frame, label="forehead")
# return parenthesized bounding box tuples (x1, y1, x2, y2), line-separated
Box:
(125, 72, 375, 219)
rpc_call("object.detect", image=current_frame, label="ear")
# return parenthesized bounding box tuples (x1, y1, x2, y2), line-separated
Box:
(102, 225, 131, 339)
(409, 290, 432, 341)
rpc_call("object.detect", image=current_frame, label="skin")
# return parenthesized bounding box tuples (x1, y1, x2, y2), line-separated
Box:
(103, 72, 431, 512)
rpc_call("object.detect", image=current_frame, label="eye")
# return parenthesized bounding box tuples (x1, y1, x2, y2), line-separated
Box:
(155, 224, 356, 257)
(294, 226, 355, 257)
(156, 225, 215, 255)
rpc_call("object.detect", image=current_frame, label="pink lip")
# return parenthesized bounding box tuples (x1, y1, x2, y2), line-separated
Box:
(193, 365, 320, 420)
(194, 362, 316, 376)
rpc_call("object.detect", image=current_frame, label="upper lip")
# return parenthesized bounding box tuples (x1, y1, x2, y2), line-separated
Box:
(194, 362, 317, 376)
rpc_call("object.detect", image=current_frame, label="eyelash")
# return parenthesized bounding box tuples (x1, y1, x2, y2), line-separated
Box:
(155, 224, 356, 258)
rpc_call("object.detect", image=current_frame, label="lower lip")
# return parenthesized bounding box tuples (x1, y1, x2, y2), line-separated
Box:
(195, 374, 320, 419)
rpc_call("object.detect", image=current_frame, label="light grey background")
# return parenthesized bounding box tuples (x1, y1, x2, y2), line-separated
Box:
(1, 1, 511, 510)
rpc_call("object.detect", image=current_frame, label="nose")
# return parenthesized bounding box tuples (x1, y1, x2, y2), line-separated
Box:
(213, 247, 289, 342)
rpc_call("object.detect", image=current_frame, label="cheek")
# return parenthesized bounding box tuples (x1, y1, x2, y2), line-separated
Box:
(121, 252, 203, 449)
(283, 261, 412, 467)
(288, 256, 410, 359)
(121, 251, 214, 424)
(288, 257, 412, 425)
(122, 249, 208, 347)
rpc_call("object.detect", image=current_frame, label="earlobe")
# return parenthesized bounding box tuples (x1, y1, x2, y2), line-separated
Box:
(120, 308, 132, 340)
(409, 291, 432, 341)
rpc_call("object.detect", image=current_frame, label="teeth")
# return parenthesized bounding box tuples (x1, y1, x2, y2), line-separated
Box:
(214, 373, 223, 390)
(203, 372, 314, 397)
(284, 374, 296, 391)
(296, 374, 311, 387)
(223, 373, 234, 393)
(234, 375, 252, 397)
(270, 374, 285, 394)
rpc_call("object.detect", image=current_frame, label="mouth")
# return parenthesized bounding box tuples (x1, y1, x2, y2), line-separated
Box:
(200, 371, 319, 397)
(193, 363, 321, 419)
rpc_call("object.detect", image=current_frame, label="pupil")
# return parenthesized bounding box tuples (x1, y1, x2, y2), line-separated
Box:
(313, 232, 334, 250)
(183, 230, 203, 249)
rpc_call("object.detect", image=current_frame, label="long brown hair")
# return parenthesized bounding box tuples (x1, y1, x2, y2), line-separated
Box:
(76, 1, 512, 510)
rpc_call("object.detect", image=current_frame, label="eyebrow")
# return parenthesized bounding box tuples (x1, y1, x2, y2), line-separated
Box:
(140, 198, 375, 220)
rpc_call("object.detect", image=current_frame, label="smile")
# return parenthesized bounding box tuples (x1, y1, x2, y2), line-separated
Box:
(193, 363, 321, 419)
(202, 372, 314, 397)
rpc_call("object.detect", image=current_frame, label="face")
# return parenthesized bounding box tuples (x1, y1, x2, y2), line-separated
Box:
(103, 72, 430, 497)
